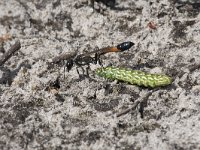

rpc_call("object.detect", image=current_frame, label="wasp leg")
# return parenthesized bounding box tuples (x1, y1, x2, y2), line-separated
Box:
(76, 66, 85, 75)
(86, 65, 91, 77)
(94, 53, 99, 64)
(98, 57, 103, 66)
(64, 65, 66, 79)
(76, 66, 80, 75)
(94, 53, 103, 66)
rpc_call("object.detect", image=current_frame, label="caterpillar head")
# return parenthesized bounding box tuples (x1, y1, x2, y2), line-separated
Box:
(95, 67, 115, 78)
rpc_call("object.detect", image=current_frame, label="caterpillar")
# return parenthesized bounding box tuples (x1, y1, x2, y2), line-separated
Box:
(95, 66, 172, 88)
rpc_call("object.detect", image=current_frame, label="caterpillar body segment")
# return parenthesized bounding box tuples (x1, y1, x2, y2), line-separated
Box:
(95, 67, 172, 88)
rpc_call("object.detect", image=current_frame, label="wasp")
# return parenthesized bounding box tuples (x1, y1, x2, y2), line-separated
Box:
(66, 41, 134, 73)
(52, 41, 134, 76)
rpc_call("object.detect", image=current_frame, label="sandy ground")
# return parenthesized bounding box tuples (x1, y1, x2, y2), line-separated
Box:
(0, 0, 200, 149)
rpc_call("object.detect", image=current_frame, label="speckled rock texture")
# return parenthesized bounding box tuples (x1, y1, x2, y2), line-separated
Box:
(0, 0, 200, 149)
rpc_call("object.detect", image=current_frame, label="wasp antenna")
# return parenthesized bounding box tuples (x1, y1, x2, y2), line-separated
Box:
(117, 41, 134, 51)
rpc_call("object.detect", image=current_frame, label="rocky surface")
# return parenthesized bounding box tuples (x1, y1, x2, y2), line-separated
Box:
(0, 0, 200, 149)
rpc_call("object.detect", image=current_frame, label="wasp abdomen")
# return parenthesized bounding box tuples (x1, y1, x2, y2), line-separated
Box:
(116, 41, 134, 51)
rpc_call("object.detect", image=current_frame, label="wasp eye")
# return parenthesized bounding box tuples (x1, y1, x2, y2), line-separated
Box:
(117, 41, 134, 51)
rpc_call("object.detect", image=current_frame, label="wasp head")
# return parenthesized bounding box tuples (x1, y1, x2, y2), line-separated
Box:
(66, 59, 74, 72)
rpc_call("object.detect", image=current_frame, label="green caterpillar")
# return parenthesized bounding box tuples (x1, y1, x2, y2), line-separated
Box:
(95, 66, 172, 88)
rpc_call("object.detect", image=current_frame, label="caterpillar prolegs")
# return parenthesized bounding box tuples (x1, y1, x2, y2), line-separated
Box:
(95, 67, 172, 88)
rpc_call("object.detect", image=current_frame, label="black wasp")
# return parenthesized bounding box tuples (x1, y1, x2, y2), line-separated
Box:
(52, 41, 134, 75)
